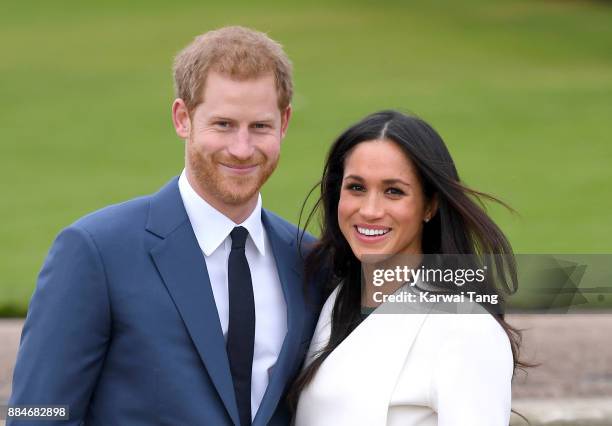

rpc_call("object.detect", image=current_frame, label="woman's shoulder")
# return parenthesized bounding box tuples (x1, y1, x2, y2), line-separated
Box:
(323, 284, 342, 312)
(426, 310, 509, 343)
(302, 284, 341, 366)
(315, 284, 341, 326)
(419, 311, 513, 372)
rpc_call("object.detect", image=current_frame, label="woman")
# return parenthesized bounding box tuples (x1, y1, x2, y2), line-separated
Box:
(291, 110, 523, 425)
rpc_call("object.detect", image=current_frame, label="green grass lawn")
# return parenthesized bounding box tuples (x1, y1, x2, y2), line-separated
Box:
(1, 0, 611, 316)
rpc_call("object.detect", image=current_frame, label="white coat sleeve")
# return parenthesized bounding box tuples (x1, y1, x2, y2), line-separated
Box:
(431, 315, 514, 426)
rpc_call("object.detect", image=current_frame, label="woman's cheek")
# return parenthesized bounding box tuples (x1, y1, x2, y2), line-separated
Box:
(337, 194, 355, 240)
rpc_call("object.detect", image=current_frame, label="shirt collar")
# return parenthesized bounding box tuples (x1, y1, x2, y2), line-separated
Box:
(178, 170, 266, 256)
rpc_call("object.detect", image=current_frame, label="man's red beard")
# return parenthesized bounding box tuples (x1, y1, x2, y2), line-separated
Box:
(187, 145, 279, 206)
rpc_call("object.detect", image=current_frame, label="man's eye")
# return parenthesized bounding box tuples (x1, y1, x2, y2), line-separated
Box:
(214, 121, 230, 128)
(253, 123, 270, 129)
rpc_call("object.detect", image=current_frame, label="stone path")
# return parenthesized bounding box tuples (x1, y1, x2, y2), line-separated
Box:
(2, 315, 612, 425)
(509, 314, 612, 399)
(0, 320, 21, 408)
(507, 314, 612, 425)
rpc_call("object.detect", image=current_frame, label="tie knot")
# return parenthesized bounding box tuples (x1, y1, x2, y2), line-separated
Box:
(230, 226, 249, 250)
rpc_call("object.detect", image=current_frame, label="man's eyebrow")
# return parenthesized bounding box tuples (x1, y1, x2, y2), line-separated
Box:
(207, 116, 276, 123)
(252, 116, 276, 123)
(208, 116, 235, 122)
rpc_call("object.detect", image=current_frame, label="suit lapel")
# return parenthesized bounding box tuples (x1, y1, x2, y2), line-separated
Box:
(147, 178, 240, 426)
(253, 210, 305, 426)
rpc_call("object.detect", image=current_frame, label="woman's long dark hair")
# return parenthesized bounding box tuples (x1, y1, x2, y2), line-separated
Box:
(288, 110, 527, 410)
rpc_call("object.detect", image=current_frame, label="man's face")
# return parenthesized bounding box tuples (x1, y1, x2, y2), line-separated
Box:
(174, 71, 290, 218)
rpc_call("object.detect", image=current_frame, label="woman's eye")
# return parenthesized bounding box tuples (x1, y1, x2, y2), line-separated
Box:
(386, 187, 405, 196)
(345, 183, 365, 192)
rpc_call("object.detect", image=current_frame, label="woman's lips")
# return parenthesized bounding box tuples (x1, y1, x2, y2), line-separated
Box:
(353, 224, 391, 244)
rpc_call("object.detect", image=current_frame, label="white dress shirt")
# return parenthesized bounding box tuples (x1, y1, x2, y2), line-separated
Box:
(178, 171, 287, 420)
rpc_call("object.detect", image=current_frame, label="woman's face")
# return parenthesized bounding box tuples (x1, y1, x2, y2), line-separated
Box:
(338, 139, 434, 261)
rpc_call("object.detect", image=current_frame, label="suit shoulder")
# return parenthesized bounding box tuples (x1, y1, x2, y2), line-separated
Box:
(69, 193, 152, 237)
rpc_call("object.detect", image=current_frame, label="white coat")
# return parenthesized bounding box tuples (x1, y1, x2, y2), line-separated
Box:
(295, 284, 513, 426)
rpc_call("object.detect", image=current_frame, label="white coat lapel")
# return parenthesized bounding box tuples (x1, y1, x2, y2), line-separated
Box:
(306, 289, 430, 425)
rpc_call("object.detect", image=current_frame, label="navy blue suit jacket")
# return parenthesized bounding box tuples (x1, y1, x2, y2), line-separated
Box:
(9, 177, 322, 426)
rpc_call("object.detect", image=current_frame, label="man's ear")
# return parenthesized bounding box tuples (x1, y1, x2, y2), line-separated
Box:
(172, 98, 191, 139)
(280, 104, 292, 139)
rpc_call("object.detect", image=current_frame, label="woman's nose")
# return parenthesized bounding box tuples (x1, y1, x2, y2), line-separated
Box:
(359, 193, 384, 220)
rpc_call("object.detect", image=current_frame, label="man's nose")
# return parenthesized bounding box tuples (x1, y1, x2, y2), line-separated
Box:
(227, 127, 255, 160)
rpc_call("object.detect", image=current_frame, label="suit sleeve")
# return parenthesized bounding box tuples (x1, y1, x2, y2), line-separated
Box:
(8, 225, 111, 426)
(431, 316, 513, 426)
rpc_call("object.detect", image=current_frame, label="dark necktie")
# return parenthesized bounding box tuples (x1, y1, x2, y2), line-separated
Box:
(227, 226, 255, 426)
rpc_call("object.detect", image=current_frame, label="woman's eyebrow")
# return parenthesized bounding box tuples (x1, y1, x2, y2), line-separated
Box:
(343, 175, 411, 187)
(382, 178, 411, 187)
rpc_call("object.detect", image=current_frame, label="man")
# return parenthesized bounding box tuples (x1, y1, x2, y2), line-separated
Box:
(9, 26, 322, 426)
